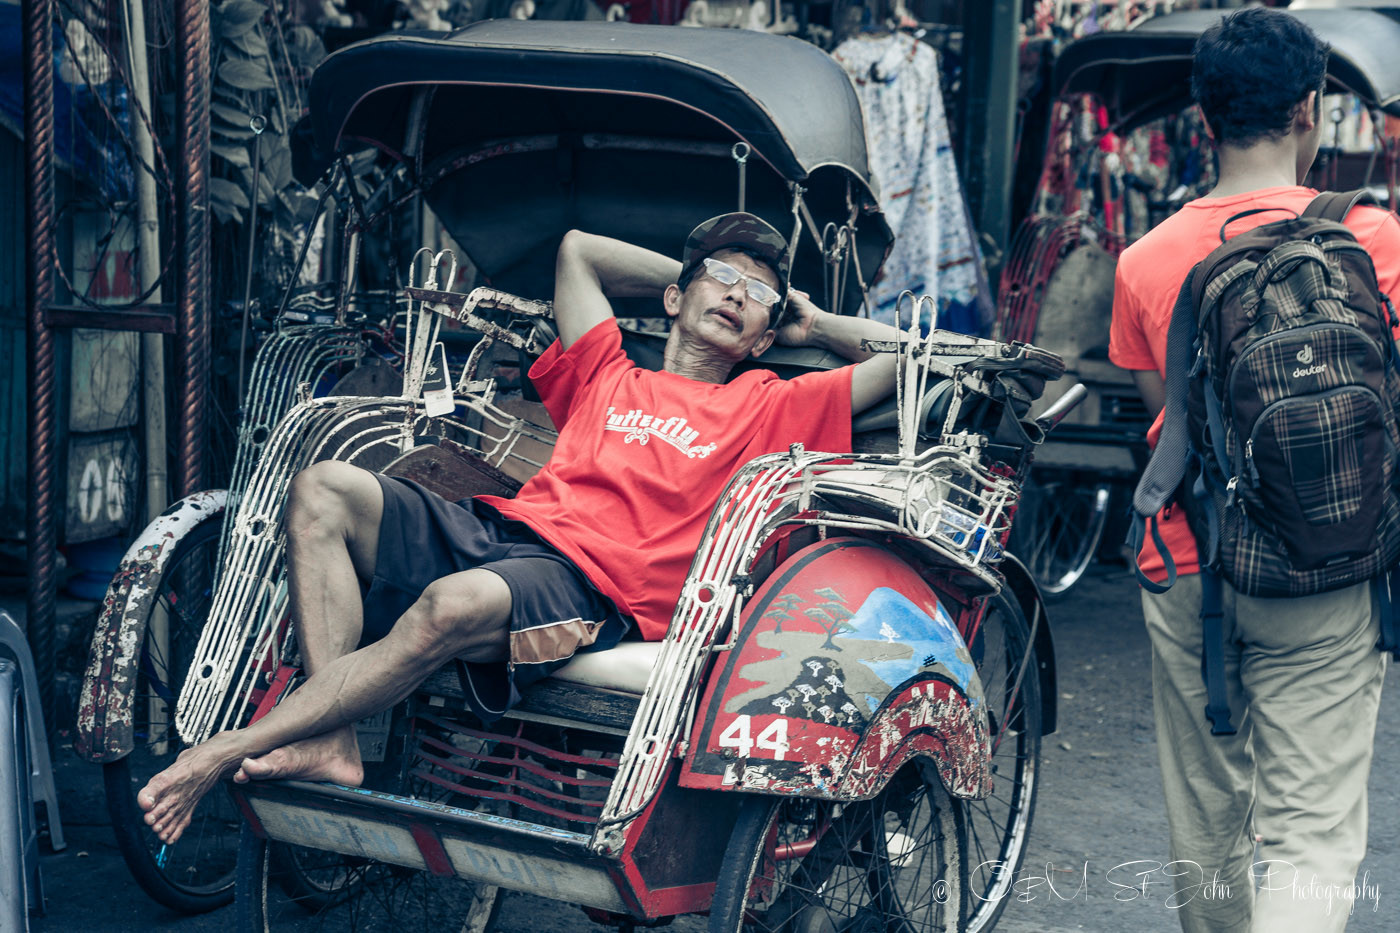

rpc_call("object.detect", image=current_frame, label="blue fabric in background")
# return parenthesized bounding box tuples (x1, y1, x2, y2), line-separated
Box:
(0, 6, 75, 169)
(1, 4, 131, 195)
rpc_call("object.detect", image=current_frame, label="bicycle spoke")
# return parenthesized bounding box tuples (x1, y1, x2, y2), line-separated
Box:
(739, 771, 959, 933)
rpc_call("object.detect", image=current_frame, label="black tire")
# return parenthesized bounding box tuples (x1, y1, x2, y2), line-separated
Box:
(233, 710, 503, 932)
(234, 826, 272, 930)
(4, 661, 36, 922)
(102, 516, 241, 914)
(234, 828, 355, 931)
(963, 590, 1042, 932)
(1009, 474, 1112, 597)
(235, 823, 503, 932)
(708, 760, 967, 933)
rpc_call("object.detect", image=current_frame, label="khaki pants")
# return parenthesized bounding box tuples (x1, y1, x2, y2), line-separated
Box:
(1141, 575, 1386, 933)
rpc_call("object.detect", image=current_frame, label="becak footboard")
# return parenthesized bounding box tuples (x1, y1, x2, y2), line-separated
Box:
(679, 536, 991, 802)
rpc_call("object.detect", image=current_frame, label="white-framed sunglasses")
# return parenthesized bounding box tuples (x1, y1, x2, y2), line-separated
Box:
(700, 257, 784, 308)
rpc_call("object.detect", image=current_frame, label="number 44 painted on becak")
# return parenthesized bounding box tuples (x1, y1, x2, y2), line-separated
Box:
(717, 715, 790, 760)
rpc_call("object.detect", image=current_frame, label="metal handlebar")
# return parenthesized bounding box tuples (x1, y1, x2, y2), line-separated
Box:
(404, 285, 556, 357)
(405, 286, 553, 321)
(1035, 383, 1088, 434)
(861, 325, 1067, 459)
(860, 331, 1065, 378)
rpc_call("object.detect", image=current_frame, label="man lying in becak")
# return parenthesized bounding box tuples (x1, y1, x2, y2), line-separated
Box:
(139, 212, 909, 843)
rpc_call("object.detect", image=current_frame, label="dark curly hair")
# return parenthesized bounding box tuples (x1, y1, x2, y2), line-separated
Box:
(1191, 8, 1329, 147)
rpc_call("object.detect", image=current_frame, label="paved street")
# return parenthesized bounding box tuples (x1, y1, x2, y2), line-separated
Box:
(30, 563, 1399, 932)
(992, 567, 1398, 933)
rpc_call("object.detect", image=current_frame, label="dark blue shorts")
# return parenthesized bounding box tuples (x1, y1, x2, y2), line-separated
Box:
(362, 474, 630, 721)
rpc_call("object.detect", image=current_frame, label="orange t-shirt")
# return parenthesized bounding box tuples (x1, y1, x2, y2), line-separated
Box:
(479, 318, 853, 640)
(1109, 186, 1400, 582)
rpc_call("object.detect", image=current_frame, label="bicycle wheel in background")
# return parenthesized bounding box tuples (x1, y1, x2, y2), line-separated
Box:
(102, 517, 242, 913)
(235, 825, 502, 932)
(1010, 474, 1112, 597)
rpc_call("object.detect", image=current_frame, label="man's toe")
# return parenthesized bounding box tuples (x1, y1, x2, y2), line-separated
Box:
(240, 755, 274, 779)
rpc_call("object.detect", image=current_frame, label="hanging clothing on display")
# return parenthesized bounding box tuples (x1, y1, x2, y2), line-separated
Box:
(833, 31, 991, 333)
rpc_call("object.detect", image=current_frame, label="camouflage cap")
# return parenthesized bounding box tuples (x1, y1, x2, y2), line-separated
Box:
(680, 212, 790, 295)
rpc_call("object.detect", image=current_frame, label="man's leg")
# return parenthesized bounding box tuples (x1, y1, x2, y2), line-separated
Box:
(139, 565, 512, 843)
(1142, 575, 1256, 933)
(235, 461, 384, 785)
(1236, 582, 1383, 933)
(286, 461, 383, 670)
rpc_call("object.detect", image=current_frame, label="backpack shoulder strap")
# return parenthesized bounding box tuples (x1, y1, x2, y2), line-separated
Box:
(1302, 188, 1379, 223)
(1200, 570, 1237, 735)
(1133, 267, 1200, 518)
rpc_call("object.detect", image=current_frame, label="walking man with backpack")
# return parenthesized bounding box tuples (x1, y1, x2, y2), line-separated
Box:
(1110, 9, 1400, 932)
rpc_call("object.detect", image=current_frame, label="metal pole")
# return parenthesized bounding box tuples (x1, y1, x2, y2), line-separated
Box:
(961, 0, 1020, 267)
(236, 115, 267, 410)
(122, 0, 170, 527)
(23, 0, 57, 733)
(175, 0, 211, 498)
(123, 0, 174, 754)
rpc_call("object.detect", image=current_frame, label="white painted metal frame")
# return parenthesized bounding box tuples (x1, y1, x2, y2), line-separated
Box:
(176, 253, 561, 743)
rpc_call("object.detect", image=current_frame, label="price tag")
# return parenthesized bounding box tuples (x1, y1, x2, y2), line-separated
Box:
(422, 342, 455, 417)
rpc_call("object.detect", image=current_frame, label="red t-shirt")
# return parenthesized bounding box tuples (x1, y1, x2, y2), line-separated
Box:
(1109, 186, 1400, 581)
(479, 319, 854, 640)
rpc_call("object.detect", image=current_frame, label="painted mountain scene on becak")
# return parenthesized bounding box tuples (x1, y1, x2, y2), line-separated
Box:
(840, 586, 979, 707)
(724, 585, 979, 722)
(736, 655, 868, 728)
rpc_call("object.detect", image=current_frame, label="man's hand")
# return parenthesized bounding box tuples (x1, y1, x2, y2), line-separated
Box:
(773, 290, 825, 347)
(771, 290, 899, 414)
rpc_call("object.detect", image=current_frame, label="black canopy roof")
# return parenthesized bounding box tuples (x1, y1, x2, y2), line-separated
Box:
(300, 20, 879, 187)
(1053, 8, 1400, 132)
(293, 21, 893, 308)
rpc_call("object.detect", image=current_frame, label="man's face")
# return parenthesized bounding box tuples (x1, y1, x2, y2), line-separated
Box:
(664, 249, 779, 361)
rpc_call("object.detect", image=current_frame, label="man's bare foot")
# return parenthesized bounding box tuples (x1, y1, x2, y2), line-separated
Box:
(233, 726, 364, 787)
(137, 736, 245, 845)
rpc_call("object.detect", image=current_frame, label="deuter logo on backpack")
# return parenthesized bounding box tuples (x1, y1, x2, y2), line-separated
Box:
(1292, 344, 1326, 378)
(1133, 190, 1400, 600)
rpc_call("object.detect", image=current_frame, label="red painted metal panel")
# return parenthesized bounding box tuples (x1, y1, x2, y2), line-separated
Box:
(408, 714, 619, 827)
(611, 761, 722, 920)
(680, 537, 991, 800)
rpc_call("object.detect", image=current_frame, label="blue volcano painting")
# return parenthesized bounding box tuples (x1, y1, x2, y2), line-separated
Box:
(835, 587, 978, 711)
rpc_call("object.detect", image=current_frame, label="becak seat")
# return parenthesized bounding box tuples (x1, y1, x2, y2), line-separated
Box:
(546, 640, 662, 694)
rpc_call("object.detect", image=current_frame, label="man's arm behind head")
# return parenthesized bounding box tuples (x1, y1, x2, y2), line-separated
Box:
(772, 291, 900, 414)
(553, 230, 682, 349)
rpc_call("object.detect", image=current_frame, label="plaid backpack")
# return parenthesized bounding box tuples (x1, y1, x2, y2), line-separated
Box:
(1132, 190, 1400, 733)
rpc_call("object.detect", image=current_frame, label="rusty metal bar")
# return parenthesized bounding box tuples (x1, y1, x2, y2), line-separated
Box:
(45, 305, 177, 334)
(175, 0, 212, 497)
(23, 0, 57, 732)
